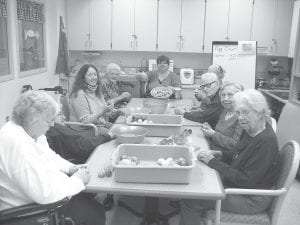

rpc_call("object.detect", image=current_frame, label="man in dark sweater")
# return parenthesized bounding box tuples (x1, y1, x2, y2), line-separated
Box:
(46, 123, 113, 163)
(175, 73, 224, 129)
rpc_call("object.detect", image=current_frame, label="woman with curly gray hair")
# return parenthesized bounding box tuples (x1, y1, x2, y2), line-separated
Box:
(180, 89, 279, 225)
(0, 90, 106, 225)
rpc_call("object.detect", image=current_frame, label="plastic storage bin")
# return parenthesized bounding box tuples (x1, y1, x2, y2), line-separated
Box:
(126, 113, 183, 137)
(112, 144, 195, 184)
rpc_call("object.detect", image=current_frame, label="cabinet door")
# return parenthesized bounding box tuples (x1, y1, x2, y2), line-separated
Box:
(204, 0, 229, 53)
(90, 0, 111, 50)
(274, 0, 293, 56)
(251, 0, 276, 54)
(112, 0, 134, 50)
(228, 0, 253, 41)
(181, 0, 205, 53)
(67, 0, 90, 50)
(157, 0, 181, 52)
(135, 0, 157, 51)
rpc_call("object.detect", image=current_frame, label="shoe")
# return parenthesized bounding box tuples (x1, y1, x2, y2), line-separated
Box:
(103, 194, 114, 211)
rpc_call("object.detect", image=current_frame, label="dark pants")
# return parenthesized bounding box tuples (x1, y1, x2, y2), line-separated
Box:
(63, 193, 106, 225)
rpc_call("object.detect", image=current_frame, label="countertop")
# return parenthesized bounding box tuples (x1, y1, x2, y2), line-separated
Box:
(259, 88, 289, 104)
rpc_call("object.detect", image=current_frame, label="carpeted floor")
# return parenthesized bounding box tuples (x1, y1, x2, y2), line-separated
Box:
(106, 179, 300, 225)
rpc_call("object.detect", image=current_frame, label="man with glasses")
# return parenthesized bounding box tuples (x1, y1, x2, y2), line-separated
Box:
(175, 73, 223, 128)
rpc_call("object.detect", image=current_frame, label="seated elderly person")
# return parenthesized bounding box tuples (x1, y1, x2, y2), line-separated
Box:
(101, 63, 131, 107)
(0, 90, 105, 225)
(46, 111, 113, 164)
(194, 65, 226, 106)
(175, 73, 224, 129)
(136, 55, 180, 97)
(200, 82, 243, 151)
(179, 89, 280, 225)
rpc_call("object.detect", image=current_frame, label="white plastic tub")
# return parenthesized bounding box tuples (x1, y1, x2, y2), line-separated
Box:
(112, 144, 195, 184)
(126, 113, 183, 137)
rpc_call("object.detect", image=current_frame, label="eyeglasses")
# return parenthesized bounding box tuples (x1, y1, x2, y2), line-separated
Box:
(157, 61, 169, 65)
(198, 81, 217, 90)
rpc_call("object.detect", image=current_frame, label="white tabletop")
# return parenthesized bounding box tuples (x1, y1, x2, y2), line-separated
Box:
(85, 126, 225, 200)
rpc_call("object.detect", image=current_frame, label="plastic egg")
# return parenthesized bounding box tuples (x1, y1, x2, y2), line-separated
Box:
(161, 160, 169, 166)
(168, 160, 176, 166)
(98, 169, 106, 178)
(157, 158, 165, 165)
(138, 119, 143, 123)
(119, 158, 131, 166)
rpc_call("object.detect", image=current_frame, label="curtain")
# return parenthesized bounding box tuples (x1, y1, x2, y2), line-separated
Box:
(0, 0, 7, 18)
(17, 0, 44, 23)
(55, 16, 70, 76)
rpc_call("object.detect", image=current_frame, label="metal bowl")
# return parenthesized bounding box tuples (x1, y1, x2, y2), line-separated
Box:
(143, 98, 168, 114)
(111, 125, 148, 144)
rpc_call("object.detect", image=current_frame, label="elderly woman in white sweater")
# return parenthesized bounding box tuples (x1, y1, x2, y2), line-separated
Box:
(0, 90, 105, 225)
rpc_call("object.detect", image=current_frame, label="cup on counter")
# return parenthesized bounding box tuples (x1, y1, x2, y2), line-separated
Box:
(174, 87, 182, 100)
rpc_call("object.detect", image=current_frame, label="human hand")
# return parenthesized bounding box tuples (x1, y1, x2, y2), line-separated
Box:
(135, 72, 148, 82)
(69, 164, 88, 175)
(200, 123, 215, 137)
(197, 150, 215, 164)
(121, 92, 131, 100)
(103, 103, 114, 113)
(194, 89, 207, 101)
(174, 107, 186, 115)
(210, 150, 222, 160)
(73, 167, 89, 184)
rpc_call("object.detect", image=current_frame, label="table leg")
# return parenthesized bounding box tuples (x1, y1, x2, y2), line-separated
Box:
(214, 200, 221, 225)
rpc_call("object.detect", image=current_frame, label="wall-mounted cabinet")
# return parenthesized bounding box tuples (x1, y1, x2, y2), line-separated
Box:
(252, 0, 293, 56)
(67, 0, 90, 50)
(180, 0, 205, 52)
(67, 0, 294, 56)
(67, 0, 111, 50)
(204, 0, 252, 53)
(112, 0, 157, 51)
(157, 0, 181, 52)
(157, 0, 205, 53)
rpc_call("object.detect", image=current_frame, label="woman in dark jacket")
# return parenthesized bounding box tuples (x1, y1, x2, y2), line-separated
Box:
(179, 89, 280, 225)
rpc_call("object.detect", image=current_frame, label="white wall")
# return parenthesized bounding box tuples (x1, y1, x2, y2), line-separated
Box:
(0, 0, 67, 127)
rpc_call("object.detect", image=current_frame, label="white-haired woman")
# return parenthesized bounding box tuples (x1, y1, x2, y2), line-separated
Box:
(0, 91, 106, 225)
(201, 82, 244, 151)
(180, 89, 280, 225)
(101, 63, 131, 107)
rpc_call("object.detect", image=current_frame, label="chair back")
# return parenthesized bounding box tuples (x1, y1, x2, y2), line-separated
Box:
(268, 140, 300, 225)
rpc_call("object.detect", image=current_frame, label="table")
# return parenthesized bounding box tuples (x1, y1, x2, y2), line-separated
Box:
(86, 126, 225, 225)
(115, 98, 201, 126)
